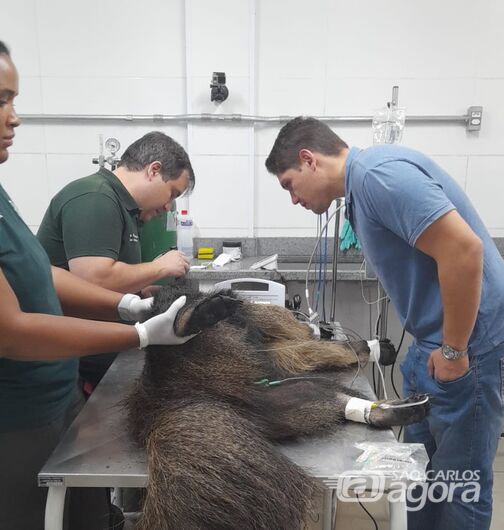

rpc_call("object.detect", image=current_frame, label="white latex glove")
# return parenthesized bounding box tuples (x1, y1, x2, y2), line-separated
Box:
(118, 293, 154, 323)
(134, 295, 196, 348)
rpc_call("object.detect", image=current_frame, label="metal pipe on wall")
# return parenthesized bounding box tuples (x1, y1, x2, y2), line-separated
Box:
(329, 199, 342, 324)
(183, 0, 193, 215)
(18, 112, 476, 125)
(247, 0, 257, 238)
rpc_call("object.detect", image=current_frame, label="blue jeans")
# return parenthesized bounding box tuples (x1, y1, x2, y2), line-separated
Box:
(401, 342, 504, 530)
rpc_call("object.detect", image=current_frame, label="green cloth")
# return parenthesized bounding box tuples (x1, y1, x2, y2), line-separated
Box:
(339, 218, 361, 251)
(38, 168, 142, 387)
(38, 168, 141, 269)
(0, 184, 77, 431)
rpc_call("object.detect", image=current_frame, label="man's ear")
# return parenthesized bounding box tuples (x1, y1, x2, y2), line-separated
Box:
(299, 149, 316, 170)
(147, 161, 162, 180)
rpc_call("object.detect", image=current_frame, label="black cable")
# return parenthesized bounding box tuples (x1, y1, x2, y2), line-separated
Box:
(322, 220, 328, 323)
(372, 362, 377, 394)
(390, 327, 406, 399)
(374, 313, 382, 337)
(391, 362, 401, 399)
(396, 327, 406, 353)
(356, 493, 378, 530)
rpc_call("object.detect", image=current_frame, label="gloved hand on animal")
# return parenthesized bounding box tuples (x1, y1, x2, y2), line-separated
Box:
(134, 295, 198, 348)
(118, 293, 197, 347)
(117, 293, 153, 322)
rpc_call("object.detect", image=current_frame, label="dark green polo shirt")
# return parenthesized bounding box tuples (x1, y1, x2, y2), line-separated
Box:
(37, 168, 141, 269)
(38, 168, 141, 388)
(0, 184, 78, 431)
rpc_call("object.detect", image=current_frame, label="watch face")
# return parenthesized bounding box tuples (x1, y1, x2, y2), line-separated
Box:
(442, 345, 455, 359)
(441, 345, 466, 360)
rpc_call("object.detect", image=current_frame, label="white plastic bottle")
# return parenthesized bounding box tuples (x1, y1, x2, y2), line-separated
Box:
(178, 209, 194, 258)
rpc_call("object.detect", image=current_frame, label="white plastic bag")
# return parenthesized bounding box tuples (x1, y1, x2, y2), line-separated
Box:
(372, 106, 406, 144)
(354, 442, 428, 481)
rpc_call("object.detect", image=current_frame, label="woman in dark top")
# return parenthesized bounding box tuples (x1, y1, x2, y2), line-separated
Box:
(0, 41, 192, 530)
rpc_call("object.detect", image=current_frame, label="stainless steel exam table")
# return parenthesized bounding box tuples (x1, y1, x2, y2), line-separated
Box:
(40, 350, 422, 530)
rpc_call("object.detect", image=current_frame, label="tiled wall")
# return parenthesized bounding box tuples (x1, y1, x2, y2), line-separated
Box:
(1, 0, 503, 236)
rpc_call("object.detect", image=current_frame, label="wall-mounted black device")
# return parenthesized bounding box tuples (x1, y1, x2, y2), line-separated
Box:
(210, 72, 229, 103)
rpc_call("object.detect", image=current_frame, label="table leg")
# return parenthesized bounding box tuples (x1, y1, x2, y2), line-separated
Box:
(113, 487, 124, 510)
(389, 496, 407, 530)
(44, 486, 67, 530)
(322, 489, 335, 530)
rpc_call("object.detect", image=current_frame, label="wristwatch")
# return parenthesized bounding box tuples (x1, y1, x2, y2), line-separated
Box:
(441, 344, 468, 360)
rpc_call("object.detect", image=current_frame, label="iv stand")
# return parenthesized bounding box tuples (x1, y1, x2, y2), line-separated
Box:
(329, 199, 347, 341)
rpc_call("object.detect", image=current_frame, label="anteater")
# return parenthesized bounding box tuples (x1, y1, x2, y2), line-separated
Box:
(126, 286, 428, 530)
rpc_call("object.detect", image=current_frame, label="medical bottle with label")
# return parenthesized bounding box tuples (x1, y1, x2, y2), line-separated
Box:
(178, 209, 194, 258)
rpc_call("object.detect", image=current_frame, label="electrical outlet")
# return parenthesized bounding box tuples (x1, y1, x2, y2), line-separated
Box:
(466, 106, 483, 132)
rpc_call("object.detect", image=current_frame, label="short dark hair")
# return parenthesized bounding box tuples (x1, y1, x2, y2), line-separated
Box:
(119, 131, 195, 193)
(0, 41, 11, 56)
(265, 116, 348, 175)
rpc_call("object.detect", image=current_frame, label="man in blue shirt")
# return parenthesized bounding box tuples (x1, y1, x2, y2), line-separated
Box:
(266, 117, 504, 530)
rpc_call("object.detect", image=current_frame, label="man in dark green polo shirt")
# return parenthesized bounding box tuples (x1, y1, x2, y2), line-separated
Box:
(38, 131, 195, 389)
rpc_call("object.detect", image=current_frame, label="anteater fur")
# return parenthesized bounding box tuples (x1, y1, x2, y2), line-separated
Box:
(126, 286, 429, 530)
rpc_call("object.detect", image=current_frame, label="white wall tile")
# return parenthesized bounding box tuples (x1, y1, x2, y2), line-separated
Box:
(46, 154, 100, 198)
(334, 126, 376, 150)
(401, 125, 473, 156)
(189, 123, 251, 156)
(254, 227, 320, 237)
(44, 123, 187, 155)
(430, 156, 468, 191)
(2, 0, 503, 238)
(489, 228, 504, 237)
(0, 153, 49, 225)
(189, 0, 251, 77)
(325, 79, 475, 115)
(476, 0, 504, 78)
(258, 0, 327, 80)
(257, 78, 326, 116)
(255, 161, 318, 229)
(325, 0, 478, 79)
(16, 76, 44, 114)
(189, 155, 250, 229)
(0, 0, 40, 76)
(470, 80, 504, 155)
(41, 77, 186, 115)
(196, 227, 250, 238)
(466, 156, 504, 231)
(9, 124, 46, 154)
(35, 0, 185, 78)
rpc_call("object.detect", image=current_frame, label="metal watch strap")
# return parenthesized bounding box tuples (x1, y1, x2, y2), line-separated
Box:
(441, 344, 468, 360)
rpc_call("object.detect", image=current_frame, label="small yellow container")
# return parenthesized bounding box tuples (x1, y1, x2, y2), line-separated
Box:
(197, 247, 215, 260)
